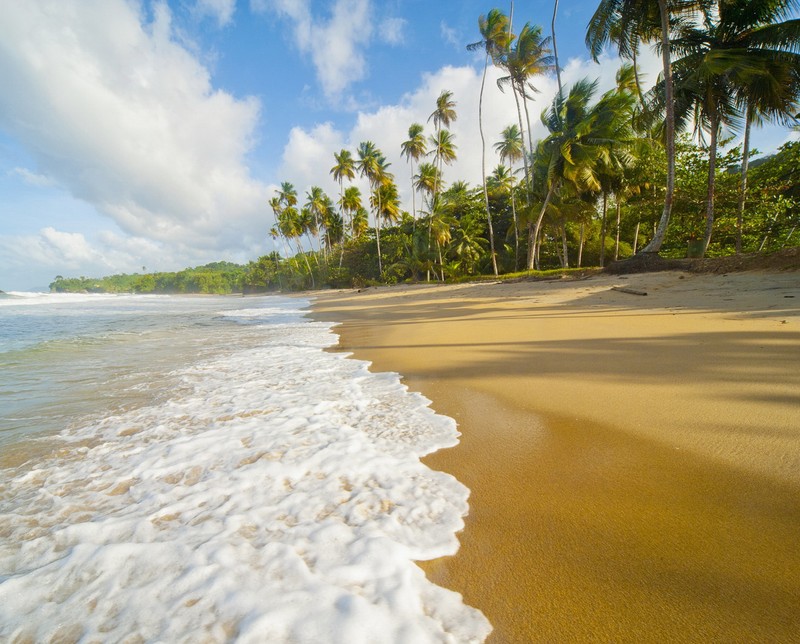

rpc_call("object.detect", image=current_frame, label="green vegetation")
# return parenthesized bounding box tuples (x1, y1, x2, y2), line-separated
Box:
(50, 262, 248, 294)
(251, 1, 799, 290)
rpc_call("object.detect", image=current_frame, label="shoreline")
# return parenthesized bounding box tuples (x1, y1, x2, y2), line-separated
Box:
(311, 270, 800, 642)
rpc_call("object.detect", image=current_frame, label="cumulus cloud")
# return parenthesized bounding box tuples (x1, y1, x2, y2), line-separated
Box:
(0, 0, 270, 257)
(255, 0, 373, 100)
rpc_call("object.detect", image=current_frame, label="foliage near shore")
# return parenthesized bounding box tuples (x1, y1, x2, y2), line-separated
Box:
(49, 262, 248, 294)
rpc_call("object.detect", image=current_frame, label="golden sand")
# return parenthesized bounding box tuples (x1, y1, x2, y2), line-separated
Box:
(311, 270, 800, 642)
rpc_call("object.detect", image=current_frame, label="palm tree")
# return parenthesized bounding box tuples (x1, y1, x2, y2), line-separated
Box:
(533, 78, 625, 269)
(428, 129, 458, 181)
(586, 0, 685, 253)
(414, 162, 440, 214)
(552, 0, 563, 95)
(340, 185, 363, 239)
(357, 141, 393, 275)
(488, 164, 519, 268)
(330, 149, 355, 242)
(400, 124, 427, 223)
(468, 8, 512, 276)
(495, 124, 525, 267)
(305, 186, 330, 259)
(414, 161, 441, 282)
(498, 23, 555, 160)
(427, 90, 457, 205)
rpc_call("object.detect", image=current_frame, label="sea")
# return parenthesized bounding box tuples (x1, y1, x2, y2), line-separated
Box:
(0, 292, 490, 643)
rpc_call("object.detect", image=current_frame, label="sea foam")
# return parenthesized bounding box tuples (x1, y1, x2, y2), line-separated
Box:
(0, 298, 491, 642)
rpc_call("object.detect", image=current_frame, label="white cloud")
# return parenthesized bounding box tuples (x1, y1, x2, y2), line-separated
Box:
(194, 0, 236, 27)
(256, 0, 373, 100)
(0, 0, 270, 258)
(380, 18, 407, 46)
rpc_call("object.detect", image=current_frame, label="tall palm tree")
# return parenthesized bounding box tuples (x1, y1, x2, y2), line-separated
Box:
(414, 161, 441, 282)
(330, 149, 355, 237)
(357, 141, 392, 275)
(498, 23, 555, 160)
(400, 124, 427, 223)
(488, 164, 520, 267)
(427, 90, 457, 206)
(586, 0, 688, 253)
(414, 162, 440, 214)
(552, 0, 563, 95)
(340, 185, 363, 239)
(305, 186, 329, 259)
(494, 124, 525, 267)
(468, 8, 512, 276)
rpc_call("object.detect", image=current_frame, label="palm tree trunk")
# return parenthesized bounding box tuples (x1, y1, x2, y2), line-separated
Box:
(511, 84, 530, 195)
(561, 222, 569, 268)
(480, 52, 499, 276)
(297, 243, 315, 289)
(375, 194, 383, 276)
(633, 221, 640, 254)
(600, 191, 608, 267)
(614, 197, 622, 261)
(736, 109, 752, 254)
(641, 0, 675, 254)
(552, 0, 562, 96)
(530, 183, 556, 270)
(410, 158, 417, 230)
(521, 82, 535, 162)
(511, 185, 519, 270)
(701, 111, 719, 256)
(578, 223, 585, 267)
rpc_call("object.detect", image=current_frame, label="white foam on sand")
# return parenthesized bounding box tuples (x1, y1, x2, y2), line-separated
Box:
(0, 299, 491, 643)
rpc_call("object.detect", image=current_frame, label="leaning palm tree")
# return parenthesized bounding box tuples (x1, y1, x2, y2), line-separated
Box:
(532, 78, 622, 269)
(468, 8, 512, 276)
(400, 124, 427, 223)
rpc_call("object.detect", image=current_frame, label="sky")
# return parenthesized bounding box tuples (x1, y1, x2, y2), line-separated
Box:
(0, 0, 796, 290)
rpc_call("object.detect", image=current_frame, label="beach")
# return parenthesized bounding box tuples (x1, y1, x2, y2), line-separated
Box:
(312, 269, 800, 642)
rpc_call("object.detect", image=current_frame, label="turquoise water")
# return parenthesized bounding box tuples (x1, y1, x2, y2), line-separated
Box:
(0, 293, 265, 450)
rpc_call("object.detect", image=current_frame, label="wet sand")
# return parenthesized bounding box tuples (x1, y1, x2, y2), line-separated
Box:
(311, 270, 800, 642)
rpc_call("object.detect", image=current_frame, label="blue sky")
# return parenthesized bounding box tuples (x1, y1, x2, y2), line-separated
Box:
(0, 0, 795, 290)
